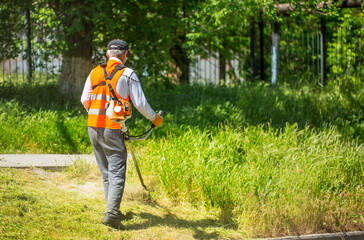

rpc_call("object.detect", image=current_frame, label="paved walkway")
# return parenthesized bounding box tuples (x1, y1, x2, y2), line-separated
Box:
(266, 231, 364, 240)
(0, 154, 95, 168)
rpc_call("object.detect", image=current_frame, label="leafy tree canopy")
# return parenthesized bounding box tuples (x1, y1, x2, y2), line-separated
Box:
(0, 0, 362, 86)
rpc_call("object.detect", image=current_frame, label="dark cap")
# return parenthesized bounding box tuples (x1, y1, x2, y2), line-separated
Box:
(107, 39, 129, 51)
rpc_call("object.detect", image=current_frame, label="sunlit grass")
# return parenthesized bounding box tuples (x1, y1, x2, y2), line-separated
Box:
(137, 123, 363, 236)
(0, 167, 247, 240)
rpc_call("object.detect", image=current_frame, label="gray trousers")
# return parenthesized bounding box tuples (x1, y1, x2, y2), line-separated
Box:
(88, 127, 127, 218)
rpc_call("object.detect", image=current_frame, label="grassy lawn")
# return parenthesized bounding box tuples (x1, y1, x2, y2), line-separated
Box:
(0, 164, 247, 240)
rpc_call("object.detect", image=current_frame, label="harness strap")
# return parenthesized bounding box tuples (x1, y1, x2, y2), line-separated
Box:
(103, 64, 125, 81)
(92, 64, 126, 99)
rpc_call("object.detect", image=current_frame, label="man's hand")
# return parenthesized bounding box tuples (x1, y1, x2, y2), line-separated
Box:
(152, 113, 163, 127)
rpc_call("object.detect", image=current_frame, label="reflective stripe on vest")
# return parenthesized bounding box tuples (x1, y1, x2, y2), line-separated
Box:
(90, 94, 111, 101)
(87, 59, 128, 129)
(88, 109, 107, 115)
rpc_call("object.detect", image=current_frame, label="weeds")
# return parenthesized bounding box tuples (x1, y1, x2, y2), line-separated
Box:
(138, 124, 363, 236)
(64, 157, 95, 180)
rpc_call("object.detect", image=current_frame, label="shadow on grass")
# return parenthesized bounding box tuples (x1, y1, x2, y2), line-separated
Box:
(0, 81, 84, 113)
(125, 210, 238, 239)
(147, 82, 363, 142)
(55, 115, 78, 153)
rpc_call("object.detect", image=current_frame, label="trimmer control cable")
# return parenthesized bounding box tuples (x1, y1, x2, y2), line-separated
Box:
(123, 110, 162, 141)
(121, 111, 163, 192)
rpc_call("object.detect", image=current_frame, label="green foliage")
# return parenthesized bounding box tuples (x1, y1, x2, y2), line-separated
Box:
(327, 9, 364, 87)
(0, 101, 90, 153)
(0, 0, 28, 61)
(1, 1, 363, 236)
(1, 0, 362, 90)
(139, 82, 364, 142)
(30, 3, 65, 71)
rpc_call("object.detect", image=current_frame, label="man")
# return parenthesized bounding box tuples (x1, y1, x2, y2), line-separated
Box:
(80, 39, 163, 230)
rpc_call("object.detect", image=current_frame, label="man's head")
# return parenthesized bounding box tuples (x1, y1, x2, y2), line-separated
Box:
(107, 39, 129, 63)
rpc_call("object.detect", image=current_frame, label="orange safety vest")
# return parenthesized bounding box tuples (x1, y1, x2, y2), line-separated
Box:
(87, 59, 129, 129)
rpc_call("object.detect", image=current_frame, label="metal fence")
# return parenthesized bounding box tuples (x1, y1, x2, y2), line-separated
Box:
(328, 25, 363, 84)
(278, 21, 324, 85)
(189, 56, 244, 85)
(190, 21, 363, 86)
(278, 22, 363, 85)
(0, 43, 62, 84)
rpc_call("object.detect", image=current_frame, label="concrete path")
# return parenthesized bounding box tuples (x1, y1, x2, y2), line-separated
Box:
(266, 231, 364, 240)
(0, 154, 95, 169)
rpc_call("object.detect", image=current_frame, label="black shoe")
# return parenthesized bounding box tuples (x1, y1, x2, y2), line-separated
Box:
(102, 216, 125, 230)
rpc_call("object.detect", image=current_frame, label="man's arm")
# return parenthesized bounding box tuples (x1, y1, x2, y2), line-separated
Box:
(80, 73, 92, 111)
(129, 72, 156, 121)
(119, 71, 156, 121)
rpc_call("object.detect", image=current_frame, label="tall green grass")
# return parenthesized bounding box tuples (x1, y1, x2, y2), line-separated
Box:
(0, 81, 90, 153)
(143, 82, 364, 142)
(1, 80, 363, 153)
(0, 80, 363, 236)
(138, 123, 363, 236)
(0, 100, 90, 153)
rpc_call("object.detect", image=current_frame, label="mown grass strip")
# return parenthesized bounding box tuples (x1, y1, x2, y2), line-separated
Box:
(0, 167, 247, 240)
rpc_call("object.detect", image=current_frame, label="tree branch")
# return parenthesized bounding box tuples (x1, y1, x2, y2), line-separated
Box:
(266, 0, 362, 14)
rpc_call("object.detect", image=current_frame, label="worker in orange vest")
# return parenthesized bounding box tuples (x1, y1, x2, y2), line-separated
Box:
(81, 39, 163, 230)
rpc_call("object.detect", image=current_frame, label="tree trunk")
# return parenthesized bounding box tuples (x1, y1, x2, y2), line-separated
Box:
(169, 36, 190, 84)
(49, 0, 94, 100)
(273, 0, 362, 14)
(168, 2, 190, 84)
(59, 34, 92, 100)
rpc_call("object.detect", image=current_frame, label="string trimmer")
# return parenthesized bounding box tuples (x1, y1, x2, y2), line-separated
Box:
(121, 111, 163, 193)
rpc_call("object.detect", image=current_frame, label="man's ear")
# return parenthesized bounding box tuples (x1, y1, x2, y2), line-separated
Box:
(106, 52, 109, 59)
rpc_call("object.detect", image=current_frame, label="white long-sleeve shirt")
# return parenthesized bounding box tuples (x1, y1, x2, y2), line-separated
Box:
(80, 57, 156, 121)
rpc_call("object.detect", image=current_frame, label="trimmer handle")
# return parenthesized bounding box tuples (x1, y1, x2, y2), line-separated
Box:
(151, 110, 163, 128)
